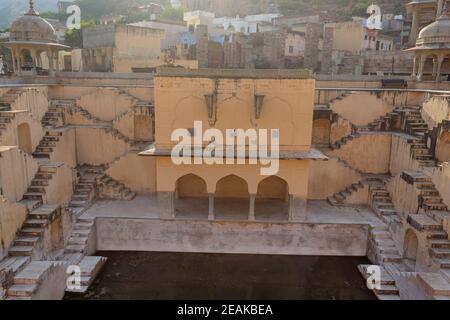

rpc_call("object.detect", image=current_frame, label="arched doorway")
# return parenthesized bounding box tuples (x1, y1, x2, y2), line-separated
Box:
(17, 123, 32, 153)
(174, 174, 208, 219)
(255, 176, 289, 221)
(215, 175, 249, 220)
(404, 229, 419, 271)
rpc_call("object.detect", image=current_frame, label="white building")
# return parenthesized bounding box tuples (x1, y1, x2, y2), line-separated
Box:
(213, 13, 282, 34)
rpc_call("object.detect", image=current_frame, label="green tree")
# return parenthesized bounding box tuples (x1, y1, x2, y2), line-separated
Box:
(64, 20, 96, 48)
(159, 6, 184, 22)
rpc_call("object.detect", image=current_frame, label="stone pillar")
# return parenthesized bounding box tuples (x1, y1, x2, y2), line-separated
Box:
(55, 50, 60, 72)
(208, 193, 215, 221)
(289, 195, 307, 222)
(412, 55, 418, 78)
(249, 194, 256, 221)
(409, 10, 419, 46)
(158, 191, 175, 219)
(436, 54, 445, 82)
(16, 48, 22, 75)
(417, 54, 426, 81)
(47, 50, 54, 75)
(432, 57, 438, 77)
(30, 48, 37, 75)
(11, 48, 17, 74)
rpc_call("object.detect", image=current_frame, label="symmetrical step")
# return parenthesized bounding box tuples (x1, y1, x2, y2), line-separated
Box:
(368, 227, 402, 264)
(327, 181, 364, 206)
(0, 111, 18, 137)
(401, 171, 449, 212)
(357, 264, 401, 300)
(32, 131, 63, 159)
(6, 261, 63, 300)
(330, 132, 360, 150)
(8, 205, 61, 258)
(42, 105, 64, 128)
(367, 178, 399, 223)
(22, 164, 59, 201)
(97, 174, 136, 201)
(64, 218, 95, 255)
(68, 167, 104, 214)
(0, 88, 24, 110)
(65, 256, 107, 294)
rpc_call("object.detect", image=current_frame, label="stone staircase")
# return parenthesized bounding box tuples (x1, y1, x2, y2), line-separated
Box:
(0, 88, 24, 110)
(0, 111, 17, 137)
(73, 104, 111, 126)
(357, 264, 401, 300)
(97, 174, 136, 201)
(68, 166, 105, 216)
(6, 261, 66, 300)
(8, 205, 62, 258)
(367, 178, 400, 224)
(32, 131, 63, 159)
(22, 163, 60, 202)
(401, 171, 448, 212)
(366, 106, 436, 167)
(65, 256, 107, 294)
(41, 103, 64, 128)
(327, 181, 365, 206)
(64, 218, 95, 255)
(367, 226, 402, 264)
(407, 214, 450, 272)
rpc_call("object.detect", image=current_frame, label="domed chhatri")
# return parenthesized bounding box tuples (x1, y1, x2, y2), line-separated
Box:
(407, 3, 450, 82)
(3, 0, 70, 76)
(10, 1, 57, 42)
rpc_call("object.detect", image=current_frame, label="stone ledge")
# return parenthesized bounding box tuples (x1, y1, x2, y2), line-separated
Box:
(156, 67, 312, 79)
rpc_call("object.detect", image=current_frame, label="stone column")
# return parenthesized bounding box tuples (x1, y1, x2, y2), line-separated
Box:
(30, 48, 37, 75)
(289, 195, 307, 222)
(16, 47, 22, 75)
(55, 50, 60, 72)
(47, 50, 54, 75)
(412, 55, 418, 78)
(436, 54, 445, 82)
(11, 48, 17, 74)
(417, 54, 426, 81)
(432, 57, 438, 77)
(208, 193, 215, 221)
(409, 10, 419, 46)
(249, 194, 256, 221)
(158, 191, 175, 219)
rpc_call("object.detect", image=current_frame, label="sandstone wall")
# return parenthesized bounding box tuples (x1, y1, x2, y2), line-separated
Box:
(330, 92, 394, 126)
(389, 134, 421, 176)
(0, 146, 38, 203)
(0, 111, 44, 153)
(77, 88, 136, 121)
(329, 133, 392, 174)
(106, 153, 156, 194)
(49, 129, 77, 169)
(0, 197, 28, 260)
(75, 128, 130, 166)
(308, 157, 362, 199)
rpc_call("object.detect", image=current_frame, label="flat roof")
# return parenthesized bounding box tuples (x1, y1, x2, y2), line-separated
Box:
(156, 67, 312, 79)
